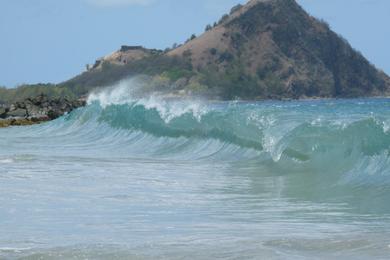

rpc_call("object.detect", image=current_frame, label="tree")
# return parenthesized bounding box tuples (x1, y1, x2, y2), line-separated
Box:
(209, 48, 217, 55)
(186, 34, 197, 43)
(205, 24, 212, 31)
(218, 14, 229, 25)
(230, 4, 243, 15)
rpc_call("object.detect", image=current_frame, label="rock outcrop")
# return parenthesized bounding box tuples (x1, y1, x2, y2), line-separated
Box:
(0, 94, 86, 127)
(90, 45, 163, 70)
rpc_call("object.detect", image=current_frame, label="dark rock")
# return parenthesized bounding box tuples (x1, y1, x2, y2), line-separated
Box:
(0, 94, 86, 127)
(0, 107, 7, 118)
(15, 102, 26, 109)
(25, 103, 45, 118)
(7, 108, 27, 118)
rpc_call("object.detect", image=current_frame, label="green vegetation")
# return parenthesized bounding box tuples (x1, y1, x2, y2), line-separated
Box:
(161, 68, 194, 82)
(209, 48, 217, 56)
(0, 84, 76, 105)
(218, 51, 234, 63)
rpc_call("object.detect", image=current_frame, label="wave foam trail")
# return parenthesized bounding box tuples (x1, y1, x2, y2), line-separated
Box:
(0, 158, 13, 164)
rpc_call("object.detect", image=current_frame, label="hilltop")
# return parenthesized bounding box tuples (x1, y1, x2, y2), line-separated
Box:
(1, 0, 389, 103)
(166, 0, 390, 98)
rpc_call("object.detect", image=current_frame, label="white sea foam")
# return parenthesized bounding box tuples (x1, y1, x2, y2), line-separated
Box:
(0, 158, 13, 164)
(87, 78, 141, 108)
(135, 96, 207, 123)
(87, 78, 208, 123)
(0, 247, 31, 252)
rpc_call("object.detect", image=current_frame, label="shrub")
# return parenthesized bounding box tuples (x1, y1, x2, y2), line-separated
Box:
(218, 51, 234, 63)
(209, 48, 217, 55)
(230, 4, 243, 15)
(187, 82, 208, 95)
(218, 14, 229, 25)
(183, 50, 193, 58)
(161, 68, 194, 82)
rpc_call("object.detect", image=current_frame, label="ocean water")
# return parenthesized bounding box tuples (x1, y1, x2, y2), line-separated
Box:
(1, 88, 390, 259)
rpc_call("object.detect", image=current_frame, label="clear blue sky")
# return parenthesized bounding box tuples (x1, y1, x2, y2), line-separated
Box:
(0, 0, 389, 87)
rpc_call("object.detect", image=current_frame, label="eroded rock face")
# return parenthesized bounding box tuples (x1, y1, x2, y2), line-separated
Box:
(0, 94, 86, 127)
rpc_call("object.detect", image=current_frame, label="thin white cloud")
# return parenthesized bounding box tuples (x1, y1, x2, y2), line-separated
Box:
(85, 0, 154, 7)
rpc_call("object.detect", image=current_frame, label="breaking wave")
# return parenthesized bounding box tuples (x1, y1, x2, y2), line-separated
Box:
(22, 82, 390, 187)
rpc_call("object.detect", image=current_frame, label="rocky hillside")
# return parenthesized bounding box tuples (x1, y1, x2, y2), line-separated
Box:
(89, 46, 163, 70)
(166, 0, 390, 98)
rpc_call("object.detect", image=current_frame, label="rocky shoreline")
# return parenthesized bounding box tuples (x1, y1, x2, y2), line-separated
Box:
(0, 94, 86, 128)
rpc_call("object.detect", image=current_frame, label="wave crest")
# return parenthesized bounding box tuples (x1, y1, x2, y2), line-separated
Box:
(50, 84, 390, 183)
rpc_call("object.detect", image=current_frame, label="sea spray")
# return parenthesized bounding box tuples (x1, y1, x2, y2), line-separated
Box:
(87, 78, 208, 123)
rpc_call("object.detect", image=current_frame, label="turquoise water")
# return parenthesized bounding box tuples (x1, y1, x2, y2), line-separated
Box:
(1, 90, 390, 259)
